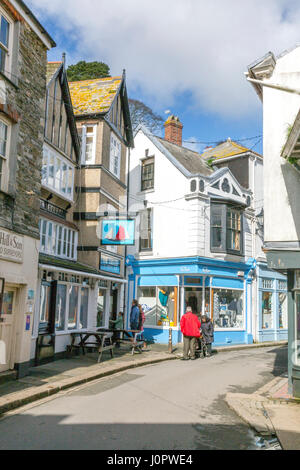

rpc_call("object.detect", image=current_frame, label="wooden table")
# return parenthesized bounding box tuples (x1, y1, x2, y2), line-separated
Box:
(100, 328, 144, 355)
(69, 330, 114, 363)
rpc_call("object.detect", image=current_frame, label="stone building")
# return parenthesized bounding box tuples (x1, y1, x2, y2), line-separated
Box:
(69, 73, 133, 329)
(0, 0, 55, 377)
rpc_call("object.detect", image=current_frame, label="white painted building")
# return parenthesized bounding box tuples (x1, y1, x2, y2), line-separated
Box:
(246, 44, 300, 397)
(126, 117, 287, 345)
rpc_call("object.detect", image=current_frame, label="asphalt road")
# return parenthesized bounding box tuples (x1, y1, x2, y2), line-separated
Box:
(0, 345, 287, 450)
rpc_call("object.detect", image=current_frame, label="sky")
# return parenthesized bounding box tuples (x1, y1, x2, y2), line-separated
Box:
(27, 0, 300, 154)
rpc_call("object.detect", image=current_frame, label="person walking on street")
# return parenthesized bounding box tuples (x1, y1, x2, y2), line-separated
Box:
(130, 300, 140, 340)
(200, 315, 214, 358)
(138, 304, 147, 350)
(180, 306, 201, 360)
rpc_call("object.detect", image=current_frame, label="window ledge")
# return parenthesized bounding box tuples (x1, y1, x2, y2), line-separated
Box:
(0, 70, 18, 89)
(138, 189, 155, 195)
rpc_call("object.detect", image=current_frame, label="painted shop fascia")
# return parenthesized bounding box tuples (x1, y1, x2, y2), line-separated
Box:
(126, 255, 255, 346)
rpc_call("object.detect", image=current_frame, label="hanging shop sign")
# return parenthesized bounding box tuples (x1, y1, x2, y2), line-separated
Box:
(100, 253, 121, 275)
(0, 229, 24, 263)
(101, 219, 135, 246)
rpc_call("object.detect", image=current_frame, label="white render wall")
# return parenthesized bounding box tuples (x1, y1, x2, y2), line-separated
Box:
(263, 47, 300, 243)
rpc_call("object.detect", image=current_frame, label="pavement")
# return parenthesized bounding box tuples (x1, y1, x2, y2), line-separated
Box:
(1, 339, 298, 450)
(225, 373, 300, 450)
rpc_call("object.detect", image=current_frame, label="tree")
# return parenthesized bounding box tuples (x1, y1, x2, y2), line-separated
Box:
(129, 99, 164, 134)
(67, 61, 110, 82)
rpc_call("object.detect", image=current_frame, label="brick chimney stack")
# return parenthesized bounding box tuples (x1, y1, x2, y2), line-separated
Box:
(164, 115, 183, 146)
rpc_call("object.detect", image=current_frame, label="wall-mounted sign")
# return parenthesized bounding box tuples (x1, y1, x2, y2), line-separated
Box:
(26, 315, 31, 331)
(28, 289, 35, 301)
(101, 219, 135, 246)
(0, 229, 23, 264)
(100, 253, 121, 275)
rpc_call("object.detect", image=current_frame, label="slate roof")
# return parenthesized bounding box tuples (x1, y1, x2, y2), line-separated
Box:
(39, 254, 106, 276)
(201, 138, 261, 161)
(155, 136, 212, 176)
(69, 76, 122, 116)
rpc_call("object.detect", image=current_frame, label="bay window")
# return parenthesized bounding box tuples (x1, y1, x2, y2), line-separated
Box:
(212, 288, 244, 329)
(39, 218, 78, 261)
(137, 286, 178, 327)
(211, 202, 243, 255)
(42, 144, 75, 201)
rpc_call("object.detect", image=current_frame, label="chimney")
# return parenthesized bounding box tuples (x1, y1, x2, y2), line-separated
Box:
(164, 115, 183, 146)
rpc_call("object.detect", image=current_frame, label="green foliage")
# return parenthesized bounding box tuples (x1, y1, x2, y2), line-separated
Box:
(67, 61, 110, 82)
(129, 99, 164, 133)
(206, 158, 215, 167)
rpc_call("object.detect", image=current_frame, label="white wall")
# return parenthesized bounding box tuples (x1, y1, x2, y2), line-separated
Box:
(263, 47, 300, 243)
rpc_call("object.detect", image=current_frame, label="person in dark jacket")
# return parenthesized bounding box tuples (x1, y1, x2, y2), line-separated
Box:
(130, 300, 140, 337)
(180, 307, 201, 360)
(200, 315, 214, 358)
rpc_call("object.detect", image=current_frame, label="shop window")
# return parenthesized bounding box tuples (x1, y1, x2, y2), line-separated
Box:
(97, 289, 106, 327)
(68, 285, 79, 330)
(184, 287, 210, 317)
(39, 284, 51, 331)
(141, 158, 154, 191)
(262, 278, 273, 289)
(210, 203, 243, 255)
(80, 287, 89, 329)
(139, 208, 153, 252)
(138, 286, 178, 327)
(262, 291, 273, 329)
(55, 284, 67, 331)
(212, 288, 244, 329)
(278, 292, 287, 329)
(278, 280, 287, 291)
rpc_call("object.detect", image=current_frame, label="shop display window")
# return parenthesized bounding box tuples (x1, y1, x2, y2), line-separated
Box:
(80, 287, 89, 329)
(55, 284, 67, 331)
(262, 291, 273, 329)
(97, 289, 106, 327)
(68, 285, 79, 330)
(138, 286, 178, 327)
(212, 288, 244, 329)
(184, 287, 210, 317)
(278, 292, 287, 329)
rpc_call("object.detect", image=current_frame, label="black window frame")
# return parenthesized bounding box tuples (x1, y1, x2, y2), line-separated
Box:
(141, 157, 154, 191)
(210, 202, 243, 255)
(139, 208, 153, 252)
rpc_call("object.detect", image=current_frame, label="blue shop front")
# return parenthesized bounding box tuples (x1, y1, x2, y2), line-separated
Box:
(126, 256, 256, 346)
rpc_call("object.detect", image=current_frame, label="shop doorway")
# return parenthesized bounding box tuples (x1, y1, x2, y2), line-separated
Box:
(184, 287, 211, 317)
(109, 286, 118, 322)
(0, 287, 17, 372)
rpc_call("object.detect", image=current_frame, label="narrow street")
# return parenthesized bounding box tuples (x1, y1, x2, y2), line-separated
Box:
(0, 346, 287, 450)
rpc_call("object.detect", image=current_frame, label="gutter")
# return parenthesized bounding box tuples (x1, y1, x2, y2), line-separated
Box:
(246, 77, 300, 96)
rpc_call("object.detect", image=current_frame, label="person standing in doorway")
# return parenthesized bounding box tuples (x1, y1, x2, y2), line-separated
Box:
(180, 306, 201, 360)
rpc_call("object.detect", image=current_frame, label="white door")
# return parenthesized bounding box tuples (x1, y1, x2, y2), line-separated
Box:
(0, 287, 16, 372)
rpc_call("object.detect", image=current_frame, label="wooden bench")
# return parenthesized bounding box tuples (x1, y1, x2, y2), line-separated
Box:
(100, 329, 144, 355)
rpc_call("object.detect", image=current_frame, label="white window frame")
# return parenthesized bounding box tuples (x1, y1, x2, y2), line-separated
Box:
(42, 143, 75, 201)
(0, 115, 11, 193)
(81, 124, 97, 165)
(109, 133, 121, 179)
(0, 7, 13, 79)
(39, 218, 78, 261)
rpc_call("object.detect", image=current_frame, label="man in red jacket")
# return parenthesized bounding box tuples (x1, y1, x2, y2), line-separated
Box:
(180, 306, 201, 360)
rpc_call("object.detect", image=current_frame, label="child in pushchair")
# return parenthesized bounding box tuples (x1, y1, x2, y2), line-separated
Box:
(197, 315, 214, 358)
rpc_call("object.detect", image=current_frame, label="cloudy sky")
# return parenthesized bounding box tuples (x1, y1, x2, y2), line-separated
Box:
(28, 0, 300, 153)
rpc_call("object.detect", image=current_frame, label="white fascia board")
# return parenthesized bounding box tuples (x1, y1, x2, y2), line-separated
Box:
(10, 0, 55, 49)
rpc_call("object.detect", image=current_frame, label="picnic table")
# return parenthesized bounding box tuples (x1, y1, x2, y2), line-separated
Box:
(100, 328, 144, 355)
(69, 330, 114, 363)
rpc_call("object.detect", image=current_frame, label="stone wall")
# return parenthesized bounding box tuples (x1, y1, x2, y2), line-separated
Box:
(0, 17, 47, 240)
